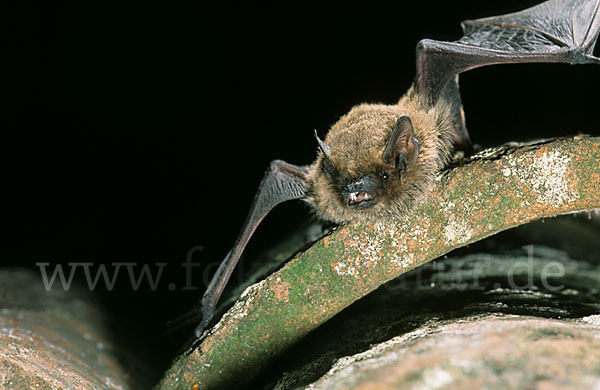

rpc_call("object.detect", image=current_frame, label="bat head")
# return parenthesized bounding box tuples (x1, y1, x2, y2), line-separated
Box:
(310, 104, 421, 223)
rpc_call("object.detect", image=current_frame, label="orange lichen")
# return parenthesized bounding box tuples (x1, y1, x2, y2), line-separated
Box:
(270, 278, 291, 302)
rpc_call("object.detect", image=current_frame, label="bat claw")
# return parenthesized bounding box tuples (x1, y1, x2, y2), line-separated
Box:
(193, 317, 210, 339)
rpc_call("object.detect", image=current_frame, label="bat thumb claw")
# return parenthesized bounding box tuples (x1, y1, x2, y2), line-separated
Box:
(193, 318, 210, 339)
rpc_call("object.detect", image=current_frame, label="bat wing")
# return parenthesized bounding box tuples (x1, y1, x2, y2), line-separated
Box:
(416, 0, 600, 106)
(194, 160, 308, 337)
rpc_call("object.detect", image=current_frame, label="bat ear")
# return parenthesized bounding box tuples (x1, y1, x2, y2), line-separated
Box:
(382, 116, 420, 169)
(314, 129, 338, 179)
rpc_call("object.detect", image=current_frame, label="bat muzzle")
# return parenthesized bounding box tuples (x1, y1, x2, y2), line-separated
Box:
(345, 175, 379, 210)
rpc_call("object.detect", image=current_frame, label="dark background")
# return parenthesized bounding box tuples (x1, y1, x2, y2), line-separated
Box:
(4, 0, 599, 380)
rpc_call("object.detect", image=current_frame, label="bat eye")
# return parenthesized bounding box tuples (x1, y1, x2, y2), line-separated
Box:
(380, 173, 389, 181)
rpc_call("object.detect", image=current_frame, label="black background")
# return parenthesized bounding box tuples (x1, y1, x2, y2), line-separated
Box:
(4, 0, 599, 379)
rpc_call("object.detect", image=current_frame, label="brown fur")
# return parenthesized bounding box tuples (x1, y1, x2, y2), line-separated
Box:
(305, 86, 455, 223)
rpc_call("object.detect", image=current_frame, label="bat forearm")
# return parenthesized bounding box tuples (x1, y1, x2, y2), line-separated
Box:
(193, 160, 309, 337)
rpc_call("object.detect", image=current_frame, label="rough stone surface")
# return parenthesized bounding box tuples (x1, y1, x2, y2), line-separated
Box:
(0, 268, 147, 389)
(305, 315, 600, 390)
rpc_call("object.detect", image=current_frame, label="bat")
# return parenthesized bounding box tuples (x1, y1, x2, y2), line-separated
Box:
(192, 0, 599, 338)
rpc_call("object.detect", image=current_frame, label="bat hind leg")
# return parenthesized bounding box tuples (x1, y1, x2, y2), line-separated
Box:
(440, 76, 476, 156)
(450, 103, 475, 155)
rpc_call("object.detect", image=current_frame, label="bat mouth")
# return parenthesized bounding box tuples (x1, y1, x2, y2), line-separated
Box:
(348, 191, 377, 210)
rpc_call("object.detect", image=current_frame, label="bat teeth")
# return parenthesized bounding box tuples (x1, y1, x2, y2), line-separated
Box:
(348, 191, 374, 205)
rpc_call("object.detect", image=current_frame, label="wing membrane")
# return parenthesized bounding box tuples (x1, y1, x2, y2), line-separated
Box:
(416, 0, 600, 106)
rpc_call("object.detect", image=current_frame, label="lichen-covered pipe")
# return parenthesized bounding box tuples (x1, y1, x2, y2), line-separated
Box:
(158, 136, 600, 390)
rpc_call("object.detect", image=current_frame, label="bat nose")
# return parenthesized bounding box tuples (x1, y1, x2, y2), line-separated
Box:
(345, 175, 378, 194)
